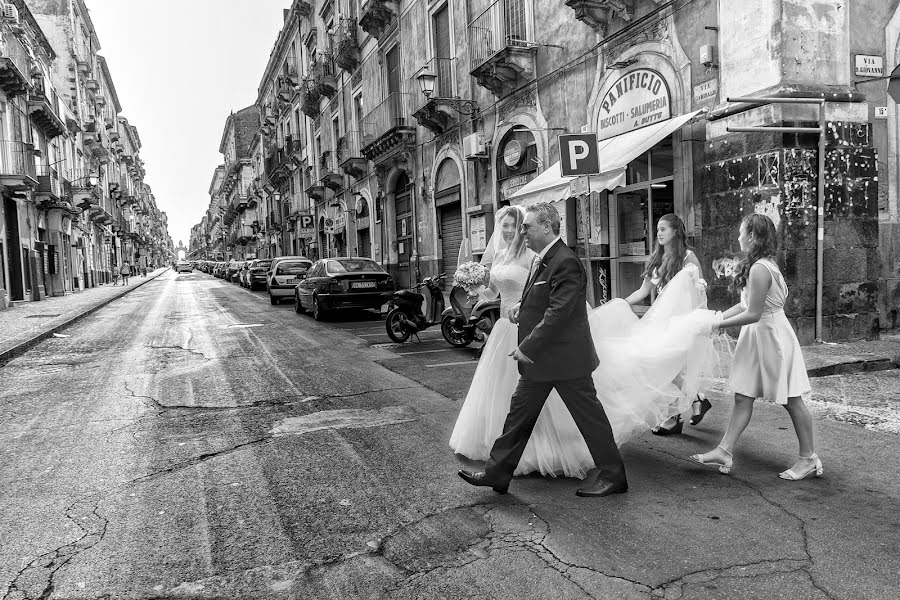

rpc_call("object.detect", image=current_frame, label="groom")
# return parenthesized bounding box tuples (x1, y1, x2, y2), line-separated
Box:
(458, 202, 628, 497)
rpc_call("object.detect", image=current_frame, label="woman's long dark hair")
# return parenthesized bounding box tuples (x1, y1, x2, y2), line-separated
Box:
(641, 214, 689, 289)
(732, 213, 778, 291)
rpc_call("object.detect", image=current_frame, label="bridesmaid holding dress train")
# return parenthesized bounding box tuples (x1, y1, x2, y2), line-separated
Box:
(691, 214, 820, 480)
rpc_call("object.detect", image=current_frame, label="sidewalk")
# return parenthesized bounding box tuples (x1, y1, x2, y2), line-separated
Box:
(0, 267, 169, 364)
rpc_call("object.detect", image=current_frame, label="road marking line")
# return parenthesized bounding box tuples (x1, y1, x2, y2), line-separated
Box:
(426, 360, 477, 368)
(396, 348, 458, 355)
(356, 331, 442, 338)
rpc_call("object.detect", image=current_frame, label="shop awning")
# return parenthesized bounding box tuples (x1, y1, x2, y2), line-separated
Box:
(509, 110, 704, 206)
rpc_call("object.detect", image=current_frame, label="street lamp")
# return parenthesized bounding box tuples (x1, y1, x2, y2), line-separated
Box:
(415, 66, 436, 98)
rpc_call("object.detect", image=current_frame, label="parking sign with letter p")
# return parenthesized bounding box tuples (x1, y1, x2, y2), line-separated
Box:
(559, 133, 600, 176)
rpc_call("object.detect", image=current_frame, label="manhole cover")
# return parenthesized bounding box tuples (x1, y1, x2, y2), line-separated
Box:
(25, 314, 62, 318)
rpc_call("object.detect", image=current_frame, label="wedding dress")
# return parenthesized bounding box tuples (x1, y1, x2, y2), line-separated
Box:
(449, 257, 722, 479)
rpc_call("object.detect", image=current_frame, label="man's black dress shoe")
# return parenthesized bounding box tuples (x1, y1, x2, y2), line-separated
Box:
(458, 469, 508, 494)
(575, 478, 628, 498)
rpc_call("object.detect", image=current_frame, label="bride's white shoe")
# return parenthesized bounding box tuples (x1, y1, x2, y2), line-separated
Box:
(778, 454, 823, 480)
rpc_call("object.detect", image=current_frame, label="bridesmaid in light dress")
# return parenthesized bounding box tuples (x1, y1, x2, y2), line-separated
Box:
(691, 214, 820, 480)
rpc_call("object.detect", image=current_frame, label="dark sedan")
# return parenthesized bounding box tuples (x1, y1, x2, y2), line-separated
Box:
(295, 257, 394, 320)
(243, 259, 272, 290)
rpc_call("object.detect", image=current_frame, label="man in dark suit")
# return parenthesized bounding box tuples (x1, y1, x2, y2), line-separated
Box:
(458, 202, 628, 497)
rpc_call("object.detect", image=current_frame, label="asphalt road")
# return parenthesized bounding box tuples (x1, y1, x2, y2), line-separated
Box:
(1, 271, 898, 600)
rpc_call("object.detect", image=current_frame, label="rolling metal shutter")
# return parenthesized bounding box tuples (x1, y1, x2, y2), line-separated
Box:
(439, 203, 463, 284)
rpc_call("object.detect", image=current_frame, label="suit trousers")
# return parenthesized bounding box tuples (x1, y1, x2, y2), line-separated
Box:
(484, 376, 626, 485)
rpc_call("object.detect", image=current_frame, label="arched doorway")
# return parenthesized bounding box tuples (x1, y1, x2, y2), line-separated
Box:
(434, 158, 462, 287)
(394, 172, 412, 288)
(355, 196, 371, 257)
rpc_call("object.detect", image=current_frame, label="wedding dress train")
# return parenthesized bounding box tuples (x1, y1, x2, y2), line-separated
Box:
(449, 260, 722, 479)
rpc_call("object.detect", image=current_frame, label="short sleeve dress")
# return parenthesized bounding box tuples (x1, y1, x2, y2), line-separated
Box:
(727, 259, 811, 404)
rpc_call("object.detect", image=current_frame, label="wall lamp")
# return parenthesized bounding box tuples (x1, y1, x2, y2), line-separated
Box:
(415, 66, 479, 116)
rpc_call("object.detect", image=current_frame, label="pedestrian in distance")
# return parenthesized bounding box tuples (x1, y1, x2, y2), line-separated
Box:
(691, 214, 820, 480)
(624, 213, 713, 435)
(112, 266, 120, 286)
(120, 261, 131, 286)
(457, 202, 628, 498)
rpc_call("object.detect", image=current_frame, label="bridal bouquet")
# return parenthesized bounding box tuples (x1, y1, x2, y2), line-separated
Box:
(453, 261, 488, 298)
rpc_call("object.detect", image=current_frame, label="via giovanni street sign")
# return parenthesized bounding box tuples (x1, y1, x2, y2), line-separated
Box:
(558, 133, 600, 177)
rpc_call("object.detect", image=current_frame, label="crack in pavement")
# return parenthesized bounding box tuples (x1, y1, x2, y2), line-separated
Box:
(2, 494, 108, 600)
(643, 444, 838, 600)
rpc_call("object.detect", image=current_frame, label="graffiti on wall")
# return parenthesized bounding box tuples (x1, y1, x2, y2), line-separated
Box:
(712, 256, 739, 280)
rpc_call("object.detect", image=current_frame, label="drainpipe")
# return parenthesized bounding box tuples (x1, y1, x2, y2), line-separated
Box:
(725, 96, 826, 342)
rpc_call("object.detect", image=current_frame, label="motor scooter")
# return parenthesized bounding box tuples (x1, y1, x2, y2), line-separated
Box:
(384, 273, 447, 343)
(440, 285, 501, 347)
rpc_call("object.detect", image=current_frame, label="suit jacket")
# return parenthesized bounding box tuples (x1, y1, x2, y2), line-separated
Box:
(517, 239, 599, 381)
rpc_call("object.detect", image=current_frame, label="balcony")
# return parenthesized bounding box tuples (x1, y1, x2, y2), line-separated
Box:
(305, 181, 326, 202)
(0, 141, 37, 193)
(313, 53, 338, 98)
(338, 131, 367, 179)
(0, 34, 31, 97)
(319, 150, 343, 191)
(67, 168, 101, 208)
(27, 80, 67, 139)
(564, 0, 632, 33)
(359, 0, 398, 39)
(468, 0, 536, 97)
(360, 93, 416, 162)
(84, 77, 100, 94)
(300, 79, 320, 118)
(34, 164, 62, 203)
(413, 57, 479, 134)
(297, 0, 312, 18)
(335, 17, 360, 73)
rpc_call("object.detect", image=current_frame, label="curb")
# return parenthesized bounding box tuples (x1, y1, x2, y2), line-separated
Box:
(0, 269, 170, 366)
(807, 357, 900, 378)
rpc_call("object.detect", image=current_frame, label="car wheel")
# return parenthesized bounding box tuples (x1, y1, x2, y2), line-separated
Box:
(313, 296, 327, 321)
(270, 294, 278, 305)
(294, 293, 306, 313)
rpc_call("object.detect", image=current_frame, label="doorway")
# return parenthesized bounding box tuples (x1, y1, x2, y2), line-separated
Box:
(394, 172, 412, 288)
(3, 197, 24, 301)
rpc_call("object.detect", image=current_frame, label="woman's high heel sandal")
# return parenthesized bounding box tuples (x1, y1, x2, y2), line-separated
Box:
(690, 445, 733, 474)
(651, 414, 683, 436)
(690, 394, 712, 426)
(778, 454, 823, 480)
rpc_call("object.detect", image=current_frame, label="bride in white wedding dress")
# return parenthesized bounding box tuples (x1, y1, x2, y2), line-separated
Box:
(449, 205, 722, 478)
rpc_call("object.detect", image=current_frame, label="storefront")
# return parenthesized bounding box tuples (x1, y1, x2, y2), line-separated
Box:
(509, 67, 699, 310)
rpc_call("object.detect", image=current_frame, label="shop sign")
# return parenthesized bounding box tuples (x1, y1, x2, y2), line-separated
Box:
(597, 68, 671, 140)
(855, 55, 883, 77)
(500, 174, 533, 201)
(324, 213, 345, 235)
(503, 139, 522, 167)
(875, 106, 888, 119)
(693, 78, 718, 105)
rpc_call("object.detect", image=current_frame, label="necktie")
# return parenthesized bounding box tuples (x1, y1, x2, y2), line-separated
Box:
(528, 255, 540, 281)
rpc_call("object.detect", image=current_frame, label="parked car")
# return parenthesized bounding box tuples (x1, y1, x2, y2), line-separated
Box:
(230, 261, 247, 283)
(213, 262, 227, 278)
(224, 260, 242, 282)
(268, 258, 312, 304)
(242, 259, 271, 290)
(295, 257, 394, 320)
(175, 261, 192, 273)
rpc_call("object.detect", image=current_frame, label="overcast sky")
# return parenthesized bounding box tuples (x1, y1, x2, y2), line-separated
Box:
(85, 0, 290, 247)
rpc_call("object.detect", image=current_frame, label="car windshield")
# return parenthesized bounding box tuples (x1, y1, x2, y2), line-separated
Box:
(253, 260, 271, 269)
(326, 259, 383, 274)
(277, 261, 311, 274)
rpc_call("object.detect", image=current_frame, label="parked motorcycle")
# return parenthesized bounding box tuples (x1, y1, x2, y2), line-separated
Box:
(384, 273, 447, 343)
(440, 285, 501, 347)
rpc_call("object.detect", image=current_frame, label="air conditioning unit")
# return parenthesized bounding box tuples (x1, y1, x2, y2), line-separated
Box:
(462, 133, 488, 160)
(3, 3, 19, 25)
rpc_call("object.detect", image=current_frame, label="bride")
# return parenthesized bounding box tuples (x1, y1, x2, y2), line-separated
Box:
(449, 205, 722, 478)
